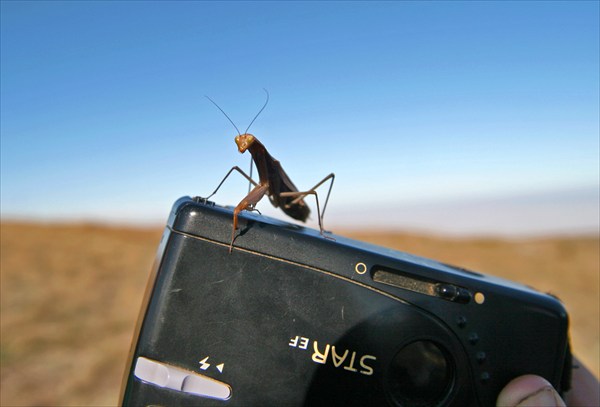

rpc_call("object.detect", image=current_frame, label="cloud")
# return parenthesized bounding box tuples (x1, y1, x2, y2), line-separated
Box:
(328, 185, 599, 237)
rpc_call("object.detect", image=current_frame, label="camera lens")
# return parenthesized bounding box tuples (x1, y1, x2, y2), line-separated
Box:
(388, 340, 454, 407)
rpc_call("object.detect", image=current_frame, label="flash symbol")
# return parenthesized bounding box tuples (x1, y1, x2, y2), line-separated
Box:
(199, 356, 210, 370)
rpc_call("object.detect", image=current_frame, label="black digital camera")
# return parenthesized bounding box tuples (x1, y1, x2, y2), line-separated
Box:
(120, 196, 571, 406)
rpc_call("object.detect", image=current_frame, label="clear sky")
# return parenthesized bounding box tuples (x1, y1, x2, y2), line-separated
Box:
(1, 1, 599, 235)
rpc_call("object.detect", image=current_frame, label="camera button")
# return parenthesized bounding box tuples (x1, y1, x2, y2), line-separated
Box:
(134, 356, 171, 387)
(182, 373, 232, 400)
(436, 284, 472, 303)
(134, 357, 232, 400)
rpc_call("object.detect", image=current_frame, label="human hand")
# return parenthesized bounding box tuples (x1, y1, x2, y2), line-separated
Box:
(496, 357, 599, 407)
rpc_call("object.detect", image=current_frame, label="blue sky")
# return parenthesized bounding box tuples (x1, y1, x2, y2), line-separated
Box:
(1, 1, 598, 235)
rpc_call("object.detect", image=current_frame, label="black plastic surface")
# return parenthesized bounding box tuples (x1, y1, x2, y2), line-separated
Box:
(121, 197, 570, 406)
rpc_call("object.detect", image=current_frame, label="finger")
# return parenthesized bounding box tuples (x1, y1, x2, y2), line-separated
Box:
(496, 375, 566, 407)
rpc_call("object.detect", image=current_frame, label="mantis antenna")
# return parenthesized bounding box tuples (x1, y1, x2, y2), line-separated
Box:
(206, 91, 270, 193)
(244, 88, 269, 134)
(205, 95, 241, 135)
(244, 89, 270, 192)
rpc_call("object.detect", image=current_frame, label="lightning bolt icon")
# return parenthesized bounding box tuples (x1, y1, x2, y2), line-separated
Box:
(199, 356, 210, 370)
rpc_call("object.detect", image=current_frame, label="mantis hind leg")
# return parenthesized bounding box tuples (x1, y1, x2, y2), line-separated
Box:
(280, 173, 336, 237)
(205, 166, 259, 202)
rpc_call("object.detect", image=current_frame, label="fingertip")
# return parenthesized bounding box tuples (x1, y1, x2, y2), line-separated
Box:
(497, 375, 565, 407)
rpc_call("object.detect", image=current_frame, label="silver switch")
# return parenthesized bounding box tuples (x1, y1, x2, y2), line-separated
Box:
(134, 356, 232, 400)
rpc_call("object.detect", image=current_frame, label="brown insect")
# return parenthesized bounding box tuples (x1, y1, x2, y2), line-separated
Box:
(205, 90, 335, 252)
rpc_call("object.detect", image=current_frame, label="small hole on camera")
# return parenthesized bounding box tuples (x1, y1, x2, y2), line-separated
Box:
(355, 262, 367, 274)
(474, 292, 485, 304)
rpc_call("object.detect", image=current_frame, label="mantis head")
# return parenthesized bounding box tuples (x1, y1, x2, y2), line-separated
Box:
(206, 89, 268, 154)
(235, 134, 255, 153)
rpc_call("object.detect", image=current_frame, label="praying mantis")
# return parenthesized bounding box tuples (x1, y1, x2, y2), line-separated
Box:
(205, 90, 335, 252)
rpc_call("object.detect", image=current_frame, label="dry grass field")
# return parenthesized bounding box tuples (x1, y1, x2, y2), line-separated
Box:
(1, 222, 598, 406)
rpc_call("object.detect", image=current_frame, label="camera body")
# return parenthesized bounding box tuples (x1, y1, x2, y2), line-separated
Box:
(120, 197, 570, 406)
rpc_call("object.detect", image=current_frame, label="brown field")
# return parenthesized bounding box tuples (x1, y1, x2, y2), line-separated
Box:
(1, 222, 598, 406)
